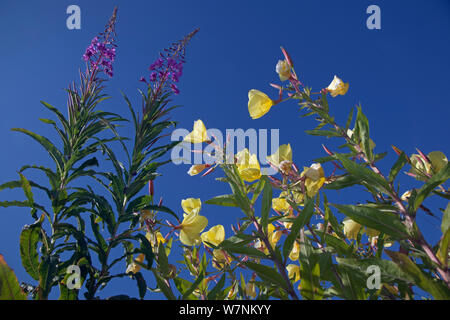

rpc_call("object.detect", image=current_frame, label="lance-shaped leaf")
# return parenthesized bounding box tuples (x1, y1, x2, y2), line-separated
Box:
(244, 261, 288, 290)
(388, 151, 408, 183)
(283, 198, 314, 259)
(385, 250, 450, 300)
(412, 163, 450, 212)
(19, 214, 44, 280)
(334, 154, 390, 194)
(333, 204, 409, 239)
(205, 194, 238, 207)
(0, 255, 27, 300)
(261, 176, 272, 234)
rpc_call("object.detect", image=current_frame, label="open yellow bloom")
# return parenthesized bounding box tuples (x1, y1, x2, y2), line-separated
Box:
(187, 164, 209, 176)
(126, 253, 145, 274)
(342, 218, 362, 240)
(272, 197, 290, 213)
(301, 163, 326, 197)
(236, 148, 261, 182)
(248, 89, 274, 119)
(201, 225, 225, 247)
(327, 75, 349, 97)
(181, 198, 202, 215)
(286, 264, 301, 283)
(289, 240, 300, 261)
(276, 60, 291, 81)
(255, 224, 282, 254)
(183, 120, 208, 143)
(266, 144, 292, 171)
(179, 211, 208, 246)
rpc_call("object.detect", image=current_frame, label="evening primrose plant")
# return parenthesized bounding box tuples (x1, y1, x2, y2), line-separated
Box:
(159, 47, 449, 300)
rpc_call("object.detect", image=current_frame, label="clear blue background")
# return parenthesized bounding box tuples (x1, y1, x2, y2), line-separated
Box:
(0, 0, 449, 299)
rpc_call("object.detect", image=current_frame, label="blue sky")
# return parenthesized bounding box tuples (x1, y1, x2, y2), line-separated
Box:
(0, 0, 449, 299)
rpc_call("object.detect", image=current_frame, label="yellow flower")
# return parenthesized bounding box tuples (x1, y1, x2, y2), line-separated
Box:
(236, 148, 262, 182)
(342, 218, 362, 240)
(276, 60, 291, 81)
(212, 249, 232, 270)
(146, 231, 166, 246)
(126, 253, 145, 274)
(272, 197, 290, 213)
(347, 129, 376, 150)
(266, 144, 292, 170)
(255, 224, 282, 254)
(401, 190, 412, 201)
(286, 264, 300, 283)
(326, 75, 349, 97)
(289, 240, 300, 261)
(248, 89, 274, 119)
(181, 198, 202, 215)
(179, 211, 208, 246)
(301, 163, 326, 197)
(428, 151, 448, 173)
(187, 164, 209, 176)
(201, 225, 225, 247)
(183, 120, 208, 143)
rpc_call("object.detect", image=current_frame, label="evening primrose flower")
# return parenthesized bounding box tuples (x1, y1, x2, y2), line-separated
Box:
(272, 197, 291, 213)
(342, 218, 362, 240)
(276, 59, 291, 81)
(201, 225, 225, 247)
(301, 163, 326, 197)
(289, 240, 300, 261)
(236, 148, 262, 182)
(187, 164, 209, 176)
(181, 198, 202, 215)
(286, 264, 300, 283)
(126, 253, 145, 274)
(248, 89, 274, 119)
(266, 144, 293, 172)
(326, 75, 349, 97)
(183, 120, 208, 143)
(255, 224, 282, 254)
(179, 211, 208, 246)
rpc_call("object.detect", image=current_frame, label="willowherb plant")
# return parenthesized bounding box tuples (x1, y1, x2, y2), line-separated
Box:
(0, 7, 198, 300)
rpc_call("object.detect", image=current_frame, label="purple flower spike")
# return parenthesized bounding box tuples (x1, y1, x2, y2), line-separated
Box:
(82, 8, 118, 78)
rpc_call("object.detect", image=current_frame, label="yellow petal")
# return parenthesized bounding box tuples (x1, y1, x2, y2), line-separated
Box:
(183, 120, 208, 143)
(327, 75, 349, 97)
(289, 240, 300, 261)
(236, 148, 261, 182)
(187, 164, 209, 176)
(248, 89, 273, 119)
(126, 253, 145, 274)
(181, 198, 202, 215)
(286, 264, 301, 283)
(272, 197, 290, 213)
(343, 218, 362, 240)
(201, 225, 225, 247)
(275, 60, 291, 81)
